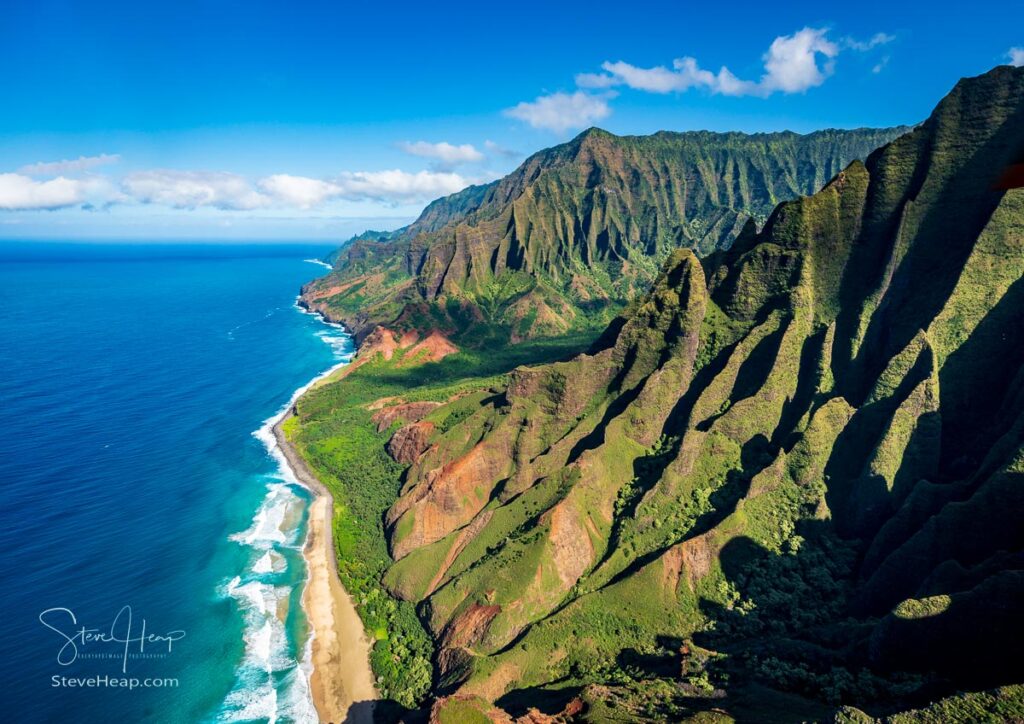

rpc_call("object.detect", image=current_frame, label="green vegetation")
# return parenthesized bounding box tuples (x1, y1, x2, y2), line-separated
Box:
(289, 332, 598, 709)
(433, 696, 498, 724)
(302, 125, 907, 344)
(291, 395, 433, 706)
(885, 685, 1024, 723)
(290, 66, 1024, 721)
(893, 594, 952, 620)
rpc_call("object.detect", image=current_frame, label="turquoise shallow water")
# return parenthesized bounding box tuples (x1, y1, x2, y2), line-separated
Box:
(0, 242, 353, 723)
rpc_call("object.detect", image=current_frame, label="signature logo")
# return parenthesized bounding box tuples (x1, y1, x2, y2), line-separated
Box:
(39, 606, 186, 673)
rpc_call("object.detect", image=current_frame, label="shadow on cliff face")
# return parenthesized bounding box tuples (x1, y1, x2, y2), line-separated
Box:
(494, 684, 586, 719)
(348, 698, 419, 724)
(867, 563, 1024, 688)
(689, 520, 1024, 716)
(615, 635, 690, 679)
(836, 83, 1024, 403)
(686, 527, 926, 716)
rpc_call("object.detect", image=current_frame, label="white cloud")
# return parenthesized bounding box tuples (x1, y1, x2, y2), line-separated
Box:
(128, 168, 471, 209)
(0, 174, 85, 210)
(587, 57, 732, 96)
(587, 57, 757, 96)
(873, 56, 891, 74)
(712, 66, 762, 96)
(504, 91, 613, 132)
(18, 153, 121, 176)
(1009, 47, 1024, 67)
(599, 58, 715, 93)
(260, 169, 474, 206)
(0, 173, 117, 210)
(760, 27, 839, 93)
(574, 72, 620, 89)
(2, 162, 475, 213)
(579, 27, 854, 100)
(843, 32, 895, 51)
(397, 141, 484, 165)
(331, 169, 471, 204)
(122, 170, 268, 210)
(259, 174, 341, 208)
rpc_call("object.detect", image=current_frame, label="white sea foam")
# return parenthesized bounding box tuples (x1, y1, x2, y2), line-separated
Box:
(252, 309, 354, 492)
(225, 577, 286, 621)
(292, 297, 343, 329)
(315, 330, 355, 358)
(303, 258, 333, 271)
(229, 483, 301, 548)
(279, 665, 318, 723)
(250, 621, 275, 670)
(218, 305, 354, 723)
(218, 574, 303, 723)
(253, 550, 284, 575)
(220, 489, 300, 723)
(221, 666, 317, 724)
(220, 538, 309, 722)
(221, 683, 278, 723)
(252, 552, 274, 575)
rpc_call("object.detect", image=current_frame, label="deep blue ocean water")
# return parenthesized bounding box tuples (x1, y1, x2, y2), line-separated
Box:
(0, 242, 354, 723)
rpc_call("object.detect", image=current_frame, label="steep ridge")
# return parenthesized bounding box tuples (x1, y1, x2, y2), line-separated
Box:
(370, 66, 1024, 717)
(301, 126, 906, 343)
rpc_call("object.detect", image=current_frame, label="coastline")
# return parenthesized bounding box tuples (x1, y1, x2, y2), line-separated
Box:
(273, 409, 377, 723)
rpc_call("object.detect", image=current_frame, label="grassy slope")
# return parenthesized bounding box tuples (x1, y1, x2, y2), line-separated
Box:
(286, 333, 599, 709)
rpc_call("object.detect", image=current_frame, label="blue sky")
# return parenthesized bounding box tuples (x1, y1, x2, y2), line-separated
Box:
(1, 0, 1021, 241)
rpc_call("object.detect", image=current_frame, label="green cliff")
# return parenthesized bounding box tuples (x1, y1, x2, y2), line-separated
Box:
(302, 126, 906, 343)
(291, 66, 1024, 721)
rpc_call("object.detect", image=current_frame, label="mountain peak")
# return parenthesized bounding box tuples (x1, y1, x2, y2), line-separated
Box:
(570, 126, 615, 146)
(574, 125, 613, 138)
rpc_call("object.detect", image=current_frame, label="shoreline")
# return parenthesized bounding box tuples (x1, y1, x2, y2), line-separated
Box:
(273, 409, 377, 724)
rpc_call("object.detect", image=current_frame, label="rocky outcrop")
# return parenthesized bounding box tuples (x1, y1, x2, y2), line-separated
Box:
(405, 330, 459, 363)
(387, 439, 514, 561)
(387, 421, 435, 464)
(371, 401, 442, 433)
(337, 327, 459, 376)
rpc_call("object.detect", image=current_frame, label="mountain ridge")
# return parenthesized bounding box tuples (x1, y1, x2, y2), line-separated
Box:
(368, 65, 1024, 716)
(302, 124, 908, 343)
(287, 66, 1024, 720)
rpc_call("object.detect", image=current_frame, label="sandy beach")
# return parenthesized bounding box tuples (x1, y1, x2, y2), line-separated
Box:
(273, 411, 376, 724)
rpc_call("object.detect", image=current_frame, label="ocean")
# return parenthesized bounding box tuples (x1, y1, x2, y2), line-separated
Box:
(0, 242, 353, 723)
